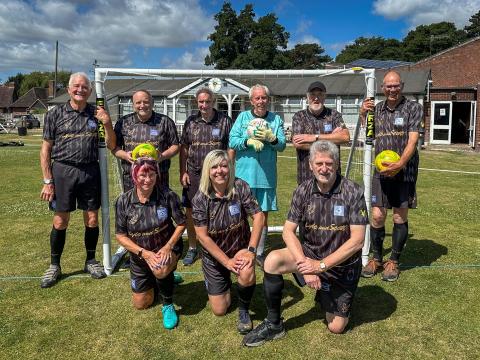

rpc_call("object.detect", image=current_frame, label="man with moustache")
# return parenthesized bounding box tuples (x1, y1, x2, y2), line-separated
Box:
(180, 88, 234, 266)
(292, 81, 350, 185)
(40, 72, 116, 288)
(359, 70, 422, 282)
(242, 141, 368, 346)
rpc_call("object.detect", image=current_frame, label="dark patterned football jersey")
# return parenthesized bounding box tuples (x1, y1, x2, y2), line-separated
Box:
(43, 102, 99, 164)
(287, 176, 368, 263)
(181, 110, 232, 176)
(115, 186, 186, 252)
(292, 107, 347, 184)
(192, 178, 261, 258)
(373, 97, 423, 182)
(114, 111, 179, 190)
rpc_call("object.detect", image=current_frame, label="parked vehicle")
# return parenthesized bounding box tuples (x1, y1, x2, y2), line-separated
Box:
(14, 114, 40, 129)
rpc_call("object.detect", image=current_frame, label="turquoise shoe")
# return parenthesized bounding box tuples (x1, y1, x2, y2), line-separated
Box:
(162, 304, 178, 330)
(173, 272, 184, 284)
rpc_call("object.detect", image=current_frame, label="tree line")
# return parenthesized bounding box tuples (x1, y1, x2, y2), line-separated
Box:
(206, 2, 480, 68)
(5, 71, 71, 99)
(3, 4, 480, 95)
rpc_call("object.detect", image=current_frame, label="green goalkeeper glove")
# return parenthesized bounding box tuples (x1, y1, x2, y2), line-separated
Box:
(247, 138, 264, 152)
(254, 128, 276, 143)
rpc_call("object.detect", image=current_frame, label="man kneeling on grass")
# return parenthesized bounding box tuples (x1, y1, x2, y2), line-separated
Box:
(243, 140, 368, 347)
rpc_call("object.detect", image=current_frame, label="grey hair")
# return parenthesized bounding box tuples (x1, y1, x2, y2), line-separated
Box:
(195, 87, 216, 101)
(132, 89, 153, 103)
(249, 84, 270, 99)
(309, 140, 339, 168)
(68, 72, 91, 89)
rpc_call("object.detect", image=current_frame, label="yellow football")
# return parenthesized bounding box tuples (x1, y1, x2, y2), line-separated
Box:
(375, 150, 400, 172)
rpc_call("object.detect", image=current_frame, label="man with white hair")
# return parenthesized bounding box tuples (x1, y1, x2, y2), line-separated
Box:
(40, 72, 116, 288)
(229, 84, 286, 268)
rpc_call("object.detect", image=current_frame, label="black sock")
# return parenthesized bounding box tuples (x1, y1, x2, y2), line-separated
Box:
(237, 284, 256, 312)
(391, 222, 408, 262)
(50, 227, 66, 266)
(264, 272, 284, 324)
(371, 226, 386, 262)
(156, 272, 174, 305)
(84, 226, 99, 262)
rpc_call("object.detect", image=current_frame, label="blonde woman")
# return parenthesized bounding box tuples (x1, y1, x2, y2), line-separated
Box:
(192, 150, 264, 334)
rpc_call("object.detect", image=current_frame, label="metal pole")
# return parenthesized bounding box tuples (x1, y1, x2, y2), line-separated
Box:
(361, 72, 376, 266)
(54, 41, 58, 98)
(94, 69, 113, 275)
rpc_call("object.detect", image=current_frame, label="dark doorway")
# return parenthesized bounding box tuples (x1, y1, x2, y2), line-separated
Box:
(451, 102, 470, 143)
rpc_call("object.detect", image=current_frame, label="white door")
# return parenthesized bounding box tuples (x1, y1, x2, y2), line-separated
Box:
(430, 101, 452, 144)
(469, 101, 476, 148)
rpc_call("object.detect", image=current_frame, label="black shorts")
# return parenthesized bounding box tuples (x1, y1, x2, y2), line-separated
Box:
(52, 161, 100, 212)
(201, 251, 232, 295)
(181, 172, 200, 208)
(129, 241, 183, 294)
(372, 177, 417, 209)
(302, 245, 360, 318)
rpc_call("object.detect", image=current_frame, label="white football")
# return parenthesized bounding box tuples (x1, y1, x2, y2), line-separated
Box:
(246, 118, 269, 138)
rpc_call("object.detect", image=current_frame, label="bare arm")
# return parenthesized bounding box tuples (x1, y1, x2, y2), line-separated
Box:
(40, 140, 54, 202)
(282, 220, 307, 262)
(296, 224, 365, 274)
(96, 106, 116, 151)
(293, 128, 350, 150)
(159, 144, 179, 161)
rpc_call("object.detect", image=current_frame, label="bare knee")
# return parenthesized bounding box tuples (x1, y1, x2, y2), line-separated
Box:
(371, 207, 387, 228)
(212, 306, 228, 316)
(132, 293, 153, 310)
(53, 213, 69, 230)
(327, 314, 348, 334)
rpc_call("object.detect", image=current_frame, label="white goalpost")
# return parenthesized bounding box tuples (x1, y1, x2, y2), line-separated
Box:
(94, 67, 376, 274)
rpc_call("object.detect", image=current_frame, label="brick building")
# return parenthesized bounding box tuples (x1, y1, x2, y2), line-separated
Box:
(398, 36, 480, 150)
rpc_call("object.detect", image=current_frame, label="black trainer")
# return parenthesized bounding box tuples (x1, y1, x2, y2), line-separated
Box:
(237, 310, 253, 335)
(242, 319, 286, 347)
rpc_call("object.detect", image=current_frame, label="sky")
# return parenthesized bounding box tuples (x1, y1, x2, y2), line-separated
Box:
(1, 0, 479, 83)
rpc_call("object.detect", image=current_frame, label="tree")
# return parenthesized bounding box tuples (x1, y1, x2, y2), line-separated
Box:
(7, 71, 71, 97)
(402, 22, 467, 61)
(205, 2, 242, 69)
(335, 37, 403, 64)
(464, 10, 480, 38)
(6, 73, 25, 100)
(205, 2, 293, 69)
(286, 43, 332, 69)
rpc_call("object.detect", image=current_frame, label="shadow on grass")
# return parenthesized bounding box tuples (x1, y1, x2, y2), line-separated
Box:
(400, 237, 448, 270)
(380, 234, 448, 271)
(348, 284, 397, 329)
(174, 280, 209, 315)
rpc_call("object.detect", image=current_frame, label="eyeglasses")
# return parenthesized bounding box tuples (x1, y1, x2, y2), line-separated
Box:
(382, 84, 402, 90)
(134, 157, 157, 166)
(308, 92, 325, 100)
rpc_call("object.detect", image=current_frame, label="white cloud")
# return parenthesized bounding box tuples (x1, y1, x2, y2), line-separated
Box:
(162, 47, 213, 69)
(373, 0, 480, 28)
(0, 0, 214, 74)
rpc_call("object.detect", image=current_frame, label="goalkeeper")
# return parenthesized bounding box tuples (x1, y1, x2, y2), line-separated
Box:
(229, 84, 286, 268)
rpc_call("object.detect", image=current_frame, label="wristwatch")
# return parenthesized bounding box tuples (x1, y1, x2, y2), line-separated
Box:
(137, 248, 144, 259)
(315, 134, 319, 141)
(247, 246, 256, 254)
(319, 261, 327, 273)
(43, 178, 54, 185)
